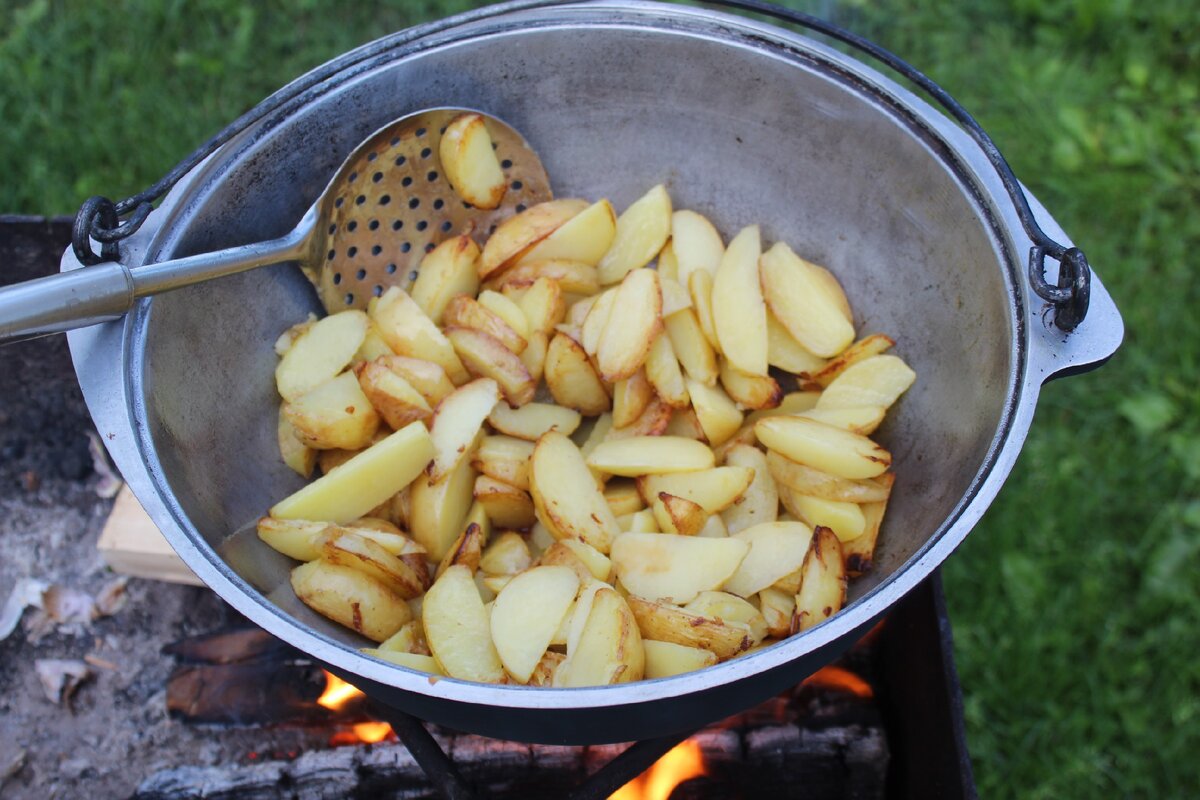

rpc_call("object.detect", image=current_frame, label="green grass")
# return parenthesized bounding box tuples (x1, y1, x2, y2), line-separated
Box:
(2, 0, 1196, 796)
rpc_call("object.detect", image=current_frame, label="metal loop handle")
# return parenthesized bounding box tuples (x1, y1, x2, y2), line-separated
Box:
(69, 0, 1090, 330)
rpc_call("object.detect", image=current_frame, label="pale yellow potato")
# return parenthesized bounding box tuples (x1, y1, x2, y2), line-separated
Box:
(816, 354, 916, 412)
(772, 566, 804, 595)
(697, 514, 729, 538)
(275, 310, 369, 401)
(355, 322, 396, 363)
(766, 312, 826, 375)
(765, 448, 891, 504)
(481, 575, 512, 596)
(843, 473, 894, 576)
(759, 242, 855, 358)
(409, 454, 477, 560)
(559, 539, 613, 582)
(656, 239, 679, 281)
(274, 314, 316, 356)
(426, 378, 498, 483)
(610, 532, 748, 604)
(746, 390, 821, 425)
(671, 210, 725, 284)
(720, 444, 778, 535)
(538, 541, 600, 587)
(792, 527, 847, 633)
(517, 198, 617, 267)
(488, 402, 582, 441)
(604, 479, 647, 516)
(626, 508, 659, 533)
(687, 270, 721, 351)
(780, 491, 866, 542)
(626, 596, 754, 659)
(650, 493, 708, 536)
(271, 422, 434, 523)
(510, 277, 565, 336)
(544, 333, 611, 416)
(587, 436, 714, 476)
(563, 581, 606, 654)
(605, 396, 673, 440)
(376, 619, 429, 655)
(423, 564, 505, 682)
(474, 475, 537, 529)
(799, 406, 887, 435)
(319, 528, 427, 599)
(686, 378, 743, 447)
(637, 466, 754, 514)
(519, 331, 549, 384)
(435, 521, 485, 579)
(439, 113, 507, 210)
(684, 591, 767, 645)
(530, 431, 620, 553)
(718, 360, 782, 411)
(278, 406, 317, 478)
(362, 649, 443, 676)
(658, 279, 692, 321)
(479, 531, 533, 576)
(491, 566, 581, 683)
(664, 407, 706, 441)
(377, 355, 456, 407)
(477, 290, 531, 340)
(757, 588, 795, 639)
(443, 295, 527, 354)
(643, 639, 719, 679)
(291, 560, 411, 642)
(370, 287, 469, 384)
(755, 416, 891, 479)
(461, 499, 493, 547)
(555, 587, 644, 686)
(285, 372, 380, 451)
(493, 259, 600, 295)
(528, 651, 566, 687)
(579, 412, 614, 460)
(612, 370, 654, 428)
(471, 435, 534, 490)
(713, 225, 768, 375)
(356, 361, 432, 430)
(479, 199, 589, 280)
(809, 333, 895, 387)
(410, 235, 481, 324)
(664, 308, 718, 386)
(445, 327, 536, 406)
(581, 287, 617, 357)
(722, 521, 813, 598)
(257, 518, 333, 561)
(597, 184, 672, 285)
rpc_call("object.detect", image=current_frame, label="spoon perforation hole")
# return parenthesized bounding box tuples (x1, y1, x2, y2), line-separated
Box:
(345, 293, 355, 305)
(356, 268, 367, 280)
(355, 195, 366, 205)
(427, 171, 438, 182)
(425, 243, 436, 253)
(433, 199, 444, 210)
(379, 195, 391, 206)
(409, 198, 420, 209)
(420, 147, 432, 159)
(327, 249, 335, 260)
(332, 272, 341, 285)
(328, 224, 336, 235)
(347, 221, 357, 232)
(372, 172, 383, 183)
(347, 246, 358, 258)
(386, 263, 397, 274)
(395, 155, 406, 167)
(402, 177, 413, 187)
(367, 152, 377, 162)
(369, 220, 379, 231)
(392, 220, 403, 231)
(371, 245, 382, 256)
(441, 220, 452, 232)
(416, 221, 428, 232)
(400, 242, 411, 253)
(501, 159, 513, 169)
(373, 285, 383, 297)
(416, 128, 427, 138)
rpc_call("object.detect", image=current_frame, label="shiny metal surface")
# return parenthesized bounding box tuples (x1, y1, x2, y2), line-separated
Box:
(67, 0, 1122, 744)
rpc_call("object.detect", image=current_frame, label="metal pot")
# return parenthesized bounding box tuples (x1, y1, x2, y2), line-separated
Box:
(66, 0, 1122, 744)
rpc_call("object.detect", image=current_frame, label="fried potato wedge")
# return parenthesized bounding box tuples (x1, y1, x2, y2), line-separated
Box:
(363, 649, 443, 676)
(435, 521, 485, 579)
(444, 295, 527, 354)
(758, 588, 795, 639)
(580, 288, 617, 356)
(597, 184, 672, 285)
(766, 311, 827, 375)
(479, 199, 590, 281)
(446, 327, 536, 406)
(278, 406, 317, 478)
(799, 406, 887, 436)
(643, 639, 719, 679)
(765, 448, 890, 504)
(686, 378, 743, 447)
(719, 360, 782, 411)
(479, 530, 533, 576)
(377, 355, 456, 407)
(604, 479, 647, 517)
(489, 402, 582, 441)
(650, 493, 708, 536)
(274, 314, 316, 357)
(530, 431, 620, 553)
(605, 396, 673, 440)
(491, 566, 581, 683)
(409, 454, 477, 561)
(719, 444, 778, 535)
(519, 330, 549, 385)
(473, 475, 537, 529)
(477, 290, 531, 341)
(270, 422, 434, 523)
(697, 514, 729, 538)
(427, 378, 499, 483)
(659, 277, 692, 318)
(376, 619, 429, 656)
(684, 591, 767, 645)
(284, 372, 381, 451)
(423, 564, 505, 682)
(644, 333, 690, 408)
(780, 490, 866, 543)
(713, 225, 768, 375)
(656, 239, 678, 281)
(275, 310, 369, 401)
(687, 270, 720, 351)
(410, 235, 481, 324)
(555, 587, 644, 686)
(586, 436, 714, 476)
(665, 308, 718, 386)
(291, 560, 411, 642)
(791, 527, 847, 633)
(816, 354, 916, 412)
(625, 508, 660, 533)
(843, 473, 894, 576)
(493, 259, 600, 296)
(610, 532, 748, 604)
(544, 333, 611, 415)
(755, 416, 890, 479)
(559, 539, 613, 583)
(471, 435, 534, 490)
(354, 322, 395, 363)
(626, 596, 754, 659)
(517, 198, 617, 267)
(808, 333, 895, 388)
(759, 242, 855, 358)
(356, 361, 433, 430)
(513, 277, 566, 335)
(672, 210, 725, 284)
(637, 466, 755, 514)
(439, 113, 507, 210)
(596, 268, 663, 382)
(723, 521, 814, 598)
(612, 370, 654, 429)
(664, 407, 706, 441)
(371, 287, 469, 385)
(319, 528, 427, 599)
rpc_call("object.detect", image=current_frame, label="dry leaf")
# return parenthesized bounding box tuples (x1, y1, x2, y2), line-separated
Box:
(35, 659, 92, 705)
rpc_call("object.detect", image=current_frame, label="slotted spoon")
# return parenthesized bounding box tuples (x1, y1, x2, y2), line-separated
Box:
(0, 108, 551, 343)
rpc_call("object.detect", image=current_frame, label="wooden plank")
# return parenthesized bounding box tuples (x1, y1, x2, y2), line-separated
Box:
(96, 486, 204, 586)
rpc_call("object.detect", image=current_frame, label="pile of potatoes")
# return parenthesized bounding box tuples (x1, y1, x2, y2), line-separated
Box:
(259, 113, 915, 687)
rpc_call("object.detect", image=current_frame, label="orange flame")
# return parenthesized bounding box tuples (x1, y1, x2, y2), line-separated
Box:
(801, 665, 873, 698)
(318, 672, 365, 710)
(319, 672, 394, 745)
(610, 739, 706, 800)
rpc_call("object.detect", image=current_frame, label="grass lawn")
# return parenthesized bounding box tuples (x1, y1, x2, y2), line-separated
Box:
(2, 0, 1196, 796)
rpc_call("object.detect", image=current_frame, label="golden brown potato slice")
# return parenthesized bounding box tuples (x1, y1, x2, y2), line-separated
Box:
(291, 560, 411, 642)
(354, 322, 396, 364)
(650, 493, 708, 536)
(423, 564, 505, 682)
(765, 449, 890, 503)
(439, 113, 507, 210)
(284, 372, 381, 451)
(625, 508, 659, 533)
(555, 587, 644, 687)
(270, 422, 434, 523)
(537, 541, 598, 586)
(435, 521, 485, 579)
(719, 444, 778, 535)
(642, 639, 719, 679)
(659, 277, 693, 318)
(492, 259, 600, 296)
(319, 528, 427, 599)
(779, 490, 866, 543)
(612, 370, 654, 429)
(755, 416, 890, 479)
(376, 355, 456, 408)
(477, 290, 531, 340)
(519, 331, 549, 385)
(644, 332, 690, 409)
(626, 596, 754, 659)
(443, 295, 527, 354)
(807, 333, 895, 388)
(559, 538, 613, 582)
(723, 521, 814, 598)
(512, 277, 566, 335)
(610, 532, 748, 603)
(274, 314, 317, 357)
(605, 396, 673, 440)
(815, 354, 916, 412)
(410, 235, 481, 324)
(527, 651, 566, 687)
(718, 360, 782, 411)
(712, 225, 768, 375)
(544, 333, 611, 416)
(799, 406, 887, 436)
(687, 270, 721, 351)
(490, 566, 581, 683)
(377, 619, 429, 655)
(842, 473, 894, 576)
(278, 406, 317, 478)
(684, 591, 767, 645)
(672, 210, 725, 285)
(426, 378, 499, 483)
(479, 531, 533, 576)
(758, 588, 795, 639)
(664, 407, 706, 441)
(474, 475, 537, 529)
(686, 378, 744, 447)
(371, 287, 469, 385)
(791, 527, 847, 633)
(596, 268, 663, 383)
(597, 184, 672, 285)
(275, 310, 369, 401)
(479, 199, 590, 281)
(471, 435, 534, 490)
(517, 199, 617, 267)
(664, 308, 718, 386)
(759, 242, 855, 358)
(586, 436, 714, 476)
(530, 431, 621, 554)
(445, 327, 536, 407)
(765, 312, 826, 375)
(637, 466, 754, 514)
(355, 361, 433, 431)
(362, 649, 443, 676)
(409, 454, 477, 561)
(580, 288, 617, 357)
(656, 239, 679, 281)
(488, 402, 582, 441)
(604, 479, 647, 517)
